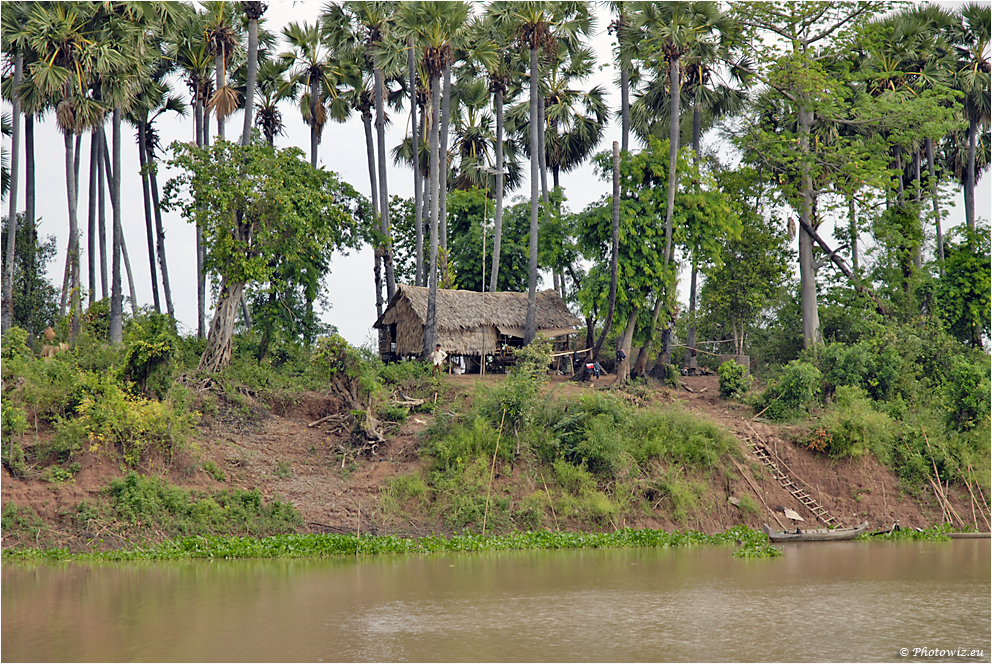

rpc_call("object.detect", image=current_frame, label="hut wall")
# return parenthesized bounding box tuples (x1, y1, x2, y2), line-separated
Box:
(438, 326, 500, 356)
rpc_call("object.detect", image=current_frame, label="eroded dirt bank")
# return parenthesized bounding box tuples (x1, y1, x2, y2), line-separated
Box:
(1, 373, 971, 550)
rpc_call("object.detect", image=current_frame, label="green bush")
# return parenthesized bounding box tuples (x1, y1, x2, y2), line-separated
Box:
(203, 460, 226, 482)
(54, 374, 198, 466)
(817, 340, 903, 401)
(119, 312, 180, 398)
(718, 360, 752, 399)
(753, 360, 822, 421)
(103, 473, 303, 538)
(945, 358, 990, 432)
(810, 386, 896, 459)
(423, 416, 512, 471)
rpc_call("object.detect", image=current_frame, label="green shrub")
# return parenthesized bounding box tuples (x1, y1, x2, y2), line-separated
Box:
(103, 473, 303, 538)
(119, 312, 180, 398)
(718, 360, 752, 399)
(275, 460, 292, 479)
(945, 358, 990, 432)
(816, 340, 903, 401)
(811, 386, 896, 459)
(646, 472, 708, 525)
(2, 442, 28, 477)
(0, 503, 45, 538)
(754, 360, 822, 421)
(203, 460, 226, 482)
(423, 416, 512, 471)
(54, 374, 197, 466)
(553, 458, 597, 496)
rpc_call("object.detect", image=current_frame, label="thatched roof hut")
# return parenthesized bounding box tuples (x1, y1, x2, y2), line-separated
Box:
(374, 284, 582, 358)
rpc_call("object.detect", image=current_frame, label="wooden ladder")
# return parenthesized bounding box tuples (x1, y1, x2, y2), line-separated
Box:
(747, 439, 840, 527)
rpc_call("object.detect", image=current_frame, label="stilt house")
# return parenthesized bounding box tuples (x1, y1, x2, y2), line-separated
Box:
(374, 285, 582, 364)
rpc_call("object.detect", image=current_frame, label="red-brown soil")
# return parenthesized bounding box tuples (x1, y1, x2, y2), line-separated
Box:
(1, 372, 974, 550)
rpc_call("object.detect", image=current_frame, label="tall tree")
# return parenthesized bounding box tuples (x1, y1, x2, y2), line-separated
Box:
(240, 1, 268, 146)
(951, 2, 991, 234)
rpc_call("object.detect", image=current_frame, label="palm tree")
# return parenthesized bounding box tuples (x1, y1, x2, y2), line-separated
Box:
(252, 55, 296, 146)
(951, 3, 991, 234)
(396, 0, 470, 356)
(280, 21, 343, 168)
(22, 2, 107, 339)
(204, 1, 242, 144)
(497, 1, 593, 343)
(240, 1, 268, 146)
(0, 2, 28, 335)
(634, 1, 729, 368)
(170, 8, 215, 336)
(508, 46, 608, 189)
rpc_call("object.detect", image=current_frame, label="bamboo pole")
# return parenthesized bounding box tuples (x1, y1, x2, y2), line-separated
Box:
(482, 410, 506, 536)
(965, 463, 991, 530)
(540, 471, 560, 531)
(731, 457, 786, 529)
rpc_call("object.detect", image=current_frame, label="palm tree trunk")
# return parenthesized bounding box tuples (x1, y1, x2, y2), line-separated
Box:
(926, 137, 943, 271)
(25, 114, 35, 316)
(98, 129, 137, 318)
(424, 73, 441, 357)
(684, 262, 698, 372)
(216, 51, 226, 142)
(88, 129, 99, 305)
(525, 45, 540, 344)
(616, 307, 638, 386)
(684, 88, 702, 373)
(146, 139, 175, 319)
(620, 66, 630, 153)
(422, 161, 431, 287)
(374, 66, 395, 299)
(593, 141, 621, 358)
(489, 89, 505, 293)
(109, 109, 124, 344)
(965, 115, 976, 233)
(195, 95, 206, 337)
(98, 127, 109, 301)
(241, 17, 259, 147)
(439, 62, 451, 253)
(363, 109, 383, 315)
(310, 78, 319, 168)
(538, 88, 549, 205)
(2, 52, 22, 334)
(138, 120, 161, 312)
(409, 41, 424, 288)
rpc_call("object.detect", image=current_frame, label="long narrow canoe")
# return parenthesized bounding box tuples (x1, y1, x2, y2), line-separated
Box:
(762, 521, 869, 542)
(949, 532, 991, 539)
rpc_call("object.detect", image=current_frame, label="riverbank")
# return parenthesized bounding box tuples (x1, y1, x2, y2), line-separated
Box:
(1, 367, 984, 552)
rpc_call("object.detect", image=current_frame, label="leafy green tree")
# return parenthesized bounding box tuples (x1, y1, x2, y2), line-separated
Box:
(698, 167, 789, 358)
(0, 213, 59, 338)
(163, 142, 364, 372)
(936, 223, 990, 349)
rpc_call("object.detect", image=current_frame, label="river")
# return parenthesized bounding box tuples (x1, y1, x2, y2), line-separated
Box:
(2, 539, 989, 662)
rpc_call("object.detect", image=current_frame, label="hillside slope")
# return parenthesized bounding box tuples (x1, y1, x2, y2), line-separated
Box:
(0, 373, 973, 550)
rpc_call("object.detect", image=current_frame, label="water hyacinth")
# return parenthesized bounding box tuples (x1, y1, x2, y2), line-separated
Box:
(3, 525, 778, 562)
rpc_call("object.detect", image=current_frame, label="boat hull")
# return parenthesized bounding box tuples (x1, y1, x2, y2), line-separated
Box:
(762, 521, 870, 542)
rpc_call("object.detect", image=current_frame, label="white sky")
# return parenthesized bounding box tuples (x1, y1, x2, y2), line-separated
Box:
(3, 0, 989, 348)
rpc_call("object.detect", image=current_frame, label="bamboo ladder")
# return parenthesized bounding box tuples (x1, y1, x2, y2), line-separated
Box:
(743, 425, 842, 527)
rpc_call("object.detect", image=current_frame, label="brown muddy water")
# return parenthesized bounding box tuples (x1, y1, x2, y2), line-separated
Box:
(2, 539, 989, 663)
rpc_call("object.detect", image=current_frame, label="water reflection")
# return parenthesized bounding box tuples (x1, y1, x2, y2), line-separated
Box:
(3, 540, 989, 662)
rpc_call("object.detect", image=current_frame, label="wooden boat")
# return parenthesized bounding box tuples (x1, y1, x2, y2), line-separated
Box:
(949, 532, 991, 539)
(762, 521, 869, 542)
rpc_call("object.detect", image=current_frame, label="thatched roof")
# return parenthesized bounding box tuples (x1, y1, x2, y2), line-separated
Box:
(375, 285, 582, 340)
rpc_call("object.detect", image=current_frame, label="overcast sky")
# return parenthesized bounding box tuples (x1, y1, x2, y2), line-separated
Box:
(3, 1, 989, 348)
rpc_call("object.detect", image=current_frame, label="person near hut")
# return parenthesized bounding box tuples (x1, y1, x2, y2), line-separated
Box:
(431, 344, 447, 377)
